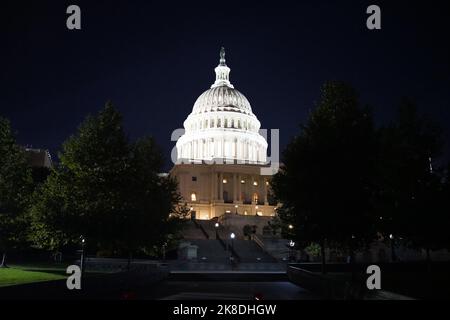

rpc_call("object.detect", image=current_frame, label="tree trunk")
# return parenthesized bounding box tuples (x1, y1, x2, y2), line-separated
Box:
(0, 252, 7, 268)
(320, 239, 327, 274)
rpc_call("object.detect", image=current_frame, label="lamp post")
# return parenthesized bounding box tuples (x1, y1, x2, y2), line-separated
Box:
(235, 205, 238, 215)
(215, 222, 219, 239)
(230, 232, 236, 269)
(230, 232, 235, 253)
(289, 240, 295, 261)
(390, 234, 396, 262)
(80, 235, 86, 278)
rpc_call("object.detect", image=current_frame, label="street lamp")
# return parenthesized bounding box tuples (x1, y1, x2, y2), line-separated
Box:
(235, 205, 238, 215)
(215, 222, 219, 239)
(289, 240, 295, 261)
(288, 224, 294, 230)
(390, 234, 396, 262)
(230, 232, 235, 251)
(80, 235, 86, 278)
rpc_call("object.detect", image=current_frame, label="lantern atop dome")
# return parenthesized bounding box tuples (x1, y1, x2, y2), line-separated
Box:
(211, 47, 234, 89)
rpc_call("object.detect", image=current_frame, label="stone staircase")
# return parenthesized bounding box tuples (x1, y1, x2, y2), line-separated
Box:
(180, 218, 279, 265)
(232, 240, 277, 263)
(188, 239, 230, 263)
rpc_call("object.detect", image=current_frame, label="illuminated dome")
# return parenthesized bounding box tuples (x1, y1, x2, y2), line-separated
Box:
(176, 48, 268, 164)
(192, 87, 253, 116)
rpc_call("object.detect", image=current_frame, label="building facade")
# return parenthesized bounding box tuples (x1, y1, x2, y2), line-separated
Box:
(171, 48, 277, 220)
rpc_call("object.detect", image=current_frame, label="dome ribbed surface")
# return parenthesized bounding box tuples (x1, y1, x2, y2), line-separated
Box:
(192, 85, 253, 115)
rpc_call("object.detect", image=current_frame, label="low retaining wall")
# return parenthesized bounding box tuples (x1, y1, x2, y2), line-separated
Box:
(287, 265, 414, 300)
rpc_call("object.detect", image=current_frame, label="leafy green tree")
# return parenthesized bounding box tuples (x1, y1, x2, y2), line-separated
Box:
(271, 81, 378, 273)
(376, 100, 448, 262)
(0, 117, 33, 267)
(30, 103, 184, 258)
(118, 136, 186, 263)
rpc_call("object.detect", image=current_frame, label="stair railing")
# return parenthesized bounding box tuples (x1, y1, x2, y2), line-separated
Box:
(192, 219, 210, 239)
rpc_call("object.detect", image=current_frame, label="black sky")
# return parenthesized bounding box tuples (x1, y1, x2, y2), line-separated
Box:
(1, 0, 450, 170)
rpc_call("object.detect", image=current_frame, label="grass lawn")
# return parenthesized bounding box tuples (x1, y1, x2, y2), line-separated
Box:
(0, 267, 65, 287)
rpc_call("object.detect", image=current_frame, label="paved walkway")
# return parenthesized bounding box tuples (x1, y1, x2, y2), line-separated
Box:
(145, 280, 319, 300)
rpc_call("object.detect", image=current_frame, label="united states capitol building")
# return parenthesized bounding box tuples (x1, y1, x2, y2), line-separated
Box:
(171, 48, 278, 220)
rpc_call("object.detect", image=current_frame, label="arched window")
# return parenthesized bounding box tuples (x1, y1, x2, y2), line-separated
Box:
(191, 192, 197, 202)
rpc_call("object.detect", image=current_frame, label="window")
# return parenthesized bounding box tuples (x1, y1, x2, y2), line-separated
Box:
(253, 193, 259, 203)
(192, 176, 197, 182)
(191, 193, 197, 202)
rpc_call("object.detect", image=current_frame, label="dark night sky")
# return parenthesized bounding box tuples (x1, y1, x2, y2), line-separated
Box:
(1, 0, 450, 171)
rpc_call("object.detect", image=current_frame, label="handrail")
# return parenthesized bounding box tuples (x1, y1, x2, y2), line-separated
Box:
(251, 234, 277, 262)
(251, 234, 265, 249)
(192, 219, 210, 239)
(217, 233, 241, 263)
(216, 233, 227, 250)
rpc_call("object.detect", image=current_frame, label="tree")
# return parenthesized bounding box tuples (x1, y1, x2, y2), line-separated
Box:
(0, 117, 33, 267)
(30, 103, 184, 258)
(376, 99, 448, 263)
(271, 81, 378, 273)
(118, 136, 185, 264)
